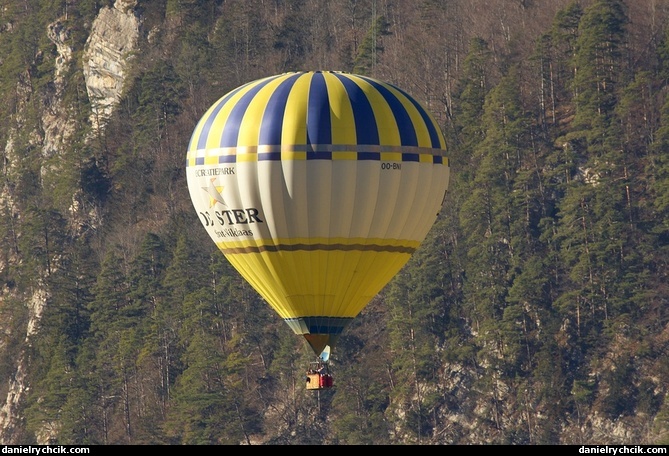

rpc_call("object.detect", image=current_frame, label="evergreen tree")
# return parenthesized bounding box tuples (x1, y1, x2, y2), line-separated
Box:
(85, 249, 134, 444)
(331, 324, 392, 444)
(83, 235, 168, 443)
(24, 333, 78, 444)
(384, 264, 439, 444)
(131, 60, 185, 153)
(650, 79, 669, 250)
(550, 0, 583, 103)
(451, 37, 491, 164)
(553, 0, 634, 345)
(570, 0, 628, 138)
(165, 279, 262, 444)
(57, 343, 102, 444)
(460, 65, 530, 375)
(530, 33, 557, 129)
(127, 232, 174, 437)
(44, 237, 97, 345)
(352, 13, 390, 75)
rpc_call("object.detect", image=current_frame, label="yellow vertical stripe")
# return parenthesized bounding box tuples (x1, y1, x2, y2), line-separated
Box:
(323, 72, 357, 145)
(188, 101, 218, 154)
(237, 74, 292, 147)
(346, 74, 401, 146)
(380, 82, 436, 148)
(203, 83, 256, 151)
(282, 73, 311, 146)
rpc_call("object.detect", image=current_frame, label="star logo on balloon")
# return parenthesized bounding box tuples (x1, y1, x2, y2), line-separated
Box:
(202, 177, 227, 207)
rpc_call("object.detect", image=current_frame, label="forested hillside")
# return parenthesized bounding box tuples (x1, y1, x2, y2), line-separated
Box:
(1, 0, 669, 445)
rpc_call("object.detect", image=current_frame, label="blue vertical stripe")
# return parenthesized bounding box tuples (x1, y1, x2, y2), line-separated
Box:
(307, 72, 331, 146)
(358, 76, 418, 147)
(193, 83, 249, 150)
(259, 73, 301, 145)
(220, 77, 276, 148)
(189, 71, 445, 156)
(333, 73, 379, 145)
(390, 84, 444, 149)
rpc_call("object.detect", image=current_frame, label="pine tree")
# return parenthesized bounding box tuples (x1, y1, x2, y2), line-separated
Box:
(57, 343, 101, 444)
(24, 335, 76, 444)
(550, 0, 583, 103)
(553, 0, 633, 344)
(460, 65, 531, 374)
(81, 249, 132, 443)
(165, 283, 262, 444)
(650, 74, 669, 243)
(451, 37, 491, 164)
(352, 13, 390, 75)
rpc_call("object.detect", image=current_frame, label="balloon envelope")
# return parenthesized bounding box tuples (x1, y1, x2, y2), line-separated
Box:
(186, 71, 449, 356)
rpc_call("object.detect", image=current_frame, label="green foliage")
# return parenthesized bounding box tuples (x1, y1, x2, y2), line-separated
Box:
(597, 355, 637, 418)
(451, 37, 491, 161)
(571, 0, 627, 132)
(131, 60, 186, 151)
(17, 207, 68, 281)
(353, 14, 390, 75)
(571, 377, 596, 408)
(24, 335, 75, 444)
(331, 371, 390, 444)
(650, 91, 669, 241)
(165, 291, 258, 444)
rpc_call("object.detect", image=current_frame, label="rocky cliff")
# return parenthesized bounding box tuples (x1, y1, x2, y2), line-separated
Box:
(83, 0, 139, 132)
(0, 0, 139, 444)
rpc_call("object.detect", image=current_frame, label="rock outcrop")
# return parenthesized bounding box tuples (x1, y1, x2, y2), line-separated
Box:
(82, 0, 139, 132)
(0, 0, 140, 444)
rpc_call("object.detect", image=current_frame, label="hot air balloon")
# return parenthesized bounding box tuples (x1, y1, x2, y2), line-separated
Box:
(185, 71, 449, 379)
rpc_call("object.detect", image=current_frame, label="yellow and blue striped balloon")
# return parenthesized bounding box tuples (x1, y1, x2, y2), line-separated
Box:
(186, 71, 449, 356)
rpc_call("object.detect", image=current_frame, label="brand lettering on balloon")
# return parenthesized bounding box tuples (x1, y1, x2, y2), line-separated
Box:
(195, 167, 235, 176)
(215, 208, 263, 225)
(215, 228, 255, 237)
(198, 208, 263, 239)
(195, 175, 263, 237)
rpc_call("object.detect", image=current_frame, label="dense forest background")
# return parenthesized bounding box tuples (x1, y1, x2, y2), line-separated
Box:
(1, 0, 669, 445)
